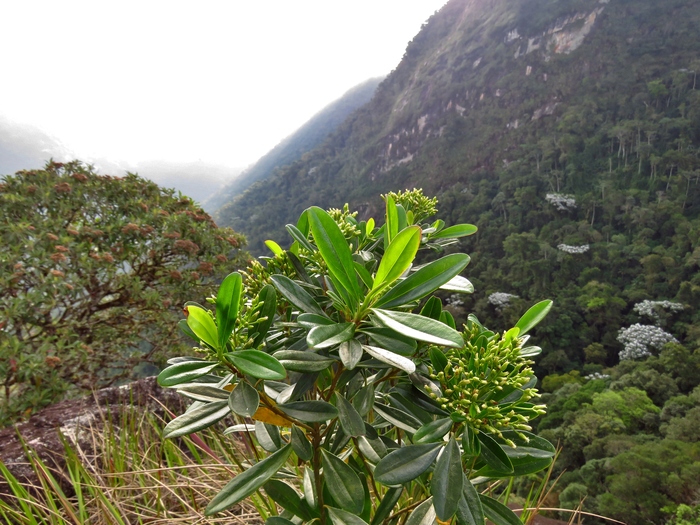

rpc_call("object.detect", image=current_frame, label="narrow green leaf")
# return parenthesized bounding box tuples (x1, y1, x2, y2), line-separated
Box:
(440, 310, 456, 330)
(420, 296, 443, 320)
(286, 223, 316, 252)
(186, 305, 219, 350)
(413, 418, 453, 444)
(369, 487, 402, 525)
(429, 348, 448, 374)
(405, 497, 437, 525)
(374, 443, 442, 486)
(216, 272, 242, 350)
(163, 400, 230, 439)
(439, 275, 474, 294)
(373, 226, 421, 290)
(228, 381, 260, 417)
(366, 218, 375, 236)
(176, 384, 230, 403)
(374, 403, 422, 433)
(339, 339, 363, 370)
(264, 480, 316, 521)
(307, 322, 355, 349)
(279, 400, 338, 422)
(431, 224, 478, 240)
(352, 384, 375, 416)
(303, 466, 317, 507)
(462, 425, 480, 456)
(255, 420, 282, 452)
(514, 300, 553, 336)
(355, 262, 374, 289)
(385, 195, 399, 248)
(273, 350, 335, 373)
(432, 438, 463, 521)
(308, 206, 362, 307)
(335, 393, 365, 437)
(373, 309, 463, 348)
(479, 495, 522, 525)
(291, 425, 313, 461)
(157, 360, 218, 387)
(363, 327, 417, 356)
(178, 319, 198, 341)
(477, 433, 513, 474)
(226, 350, 286, 380)
(456, 476, 484, 525)
(271, 274, 326, 317)
(327, 507, 370, 525)
(205, 444, 292, 515)
(252, 284, 277, 348)
(376, 254, 471, 309)
(520, 346, 542, 358)
(298, 312, 334, 328)
(265, 239, 284, 256)
(362, 345, 416, 374)
(321, 449, 365, 514)
(357, 435, 387, 463)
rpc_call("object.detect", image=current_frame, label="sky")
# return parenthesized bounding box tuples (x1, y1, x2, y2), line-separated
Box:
(0, 1, 448, 170)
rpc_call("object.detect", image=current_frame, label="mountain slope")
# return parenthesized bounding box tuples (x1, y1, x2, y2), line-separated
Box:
(217, 0, 700, 358)
(208, 77, 383, 213)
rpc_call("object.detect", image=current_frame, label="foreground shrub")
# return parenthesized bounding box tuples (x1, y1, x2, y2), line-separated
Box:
(159, 191, 553, 524)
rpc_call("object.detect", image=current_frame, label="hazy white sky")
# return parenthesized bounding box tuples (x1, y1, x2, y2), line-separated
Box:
(0, 1, 447, 168)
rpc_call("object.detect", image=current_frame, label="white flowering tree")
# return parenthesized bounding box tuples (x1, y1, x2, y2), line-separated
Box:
(617, 323, 679, 360)
(545, 193, 577, 211)
(633, 300, 684, 326)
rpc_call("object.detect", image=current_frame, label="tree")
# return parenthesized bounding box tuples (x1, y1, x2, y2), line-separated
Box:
(0, 161, 248, 424)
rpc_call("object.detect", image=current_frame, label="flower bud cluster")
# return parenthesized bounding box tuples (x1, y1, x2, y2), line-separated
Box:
(545, 193, 577, 211)
(633, 300, 684, 324)
(488, 292, 518, 311)
(427, 325, 545, 441)
(617, 323, 678, 360)
(557, 244, 590, 254)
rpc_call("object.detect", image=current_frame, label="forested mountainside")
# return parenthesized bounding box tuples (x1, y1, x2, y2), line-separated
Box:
(207, 77, 383, 212)
(214, 0, 700, 519)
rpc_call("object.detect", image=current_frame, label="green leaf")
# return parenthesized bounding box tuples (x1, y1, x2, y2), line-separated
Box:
(373, 403, 422, 433)
(286, 223, 315, 252)
(500, 431, 555, 458)
(298, 312, 334, 329)
(477, 455, 552, 478)
(369, 487, 403, 525)
(373, 226, 421, 290)
(205, 444, 292, 515)
(339, 339, 363, 369)
(462, 425, 480, 456)
(355, 262, 374, 289)
(163, 400, 230, 439)
(352, 384, 375, 416)
(373, 309, 463, 348)
(440, 310, 456, 330)
(432, 438, 463, 521)
(303, 466, 317, 507)
(431, 224, 478, 240)
(428, 347, 448, 374)
(226, 350, 286, 380)
(456, 476, 484, 525)
(374, 443, 442, 486)
(186, 305, 219, 350)
(265, 239, 284, 256)
(335, 393, 365, 437)
(321, 449, 365, 514)
(362, 345, 416, 374)
(514, 300, 553, 336)
(413, 418, 453, 444)
(271, 274, 326, 317)
(357, 435, 387, 463)
(362, 328, 417, 356)
(255, 420, 282, 452)
(327, 507, 370, 525)
(385, 195, 399, 248)
(376, 254, 471, 309)
(479, 495, 522, 525)
(267, 518, 295, 525)
(273, 350, 335, 373)
(279, 400, 338, 422)
(291, 425, 313, 461)
(264, 480, 316, 521)
(420, 296, 443, 320)
(178, 319, 198, 341)
(308, 207, 362, 307)
(157, 360, 218, 387)
(439, 275, 474, 294)
(307, 322, 355, 349)
(215, 272, 242, 351)
(228, 381, 260, 417)
(405, 497, 437, 525)
(252, 284, 277, 348)
(477, 433, 513, 474)
(176, 384, 230, 403)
